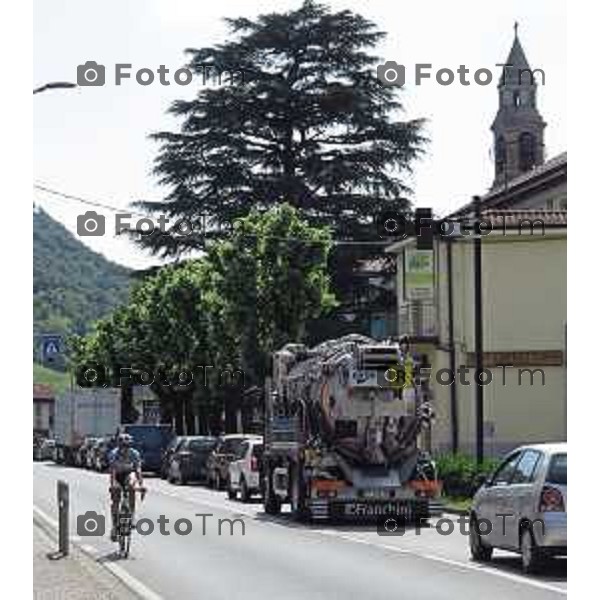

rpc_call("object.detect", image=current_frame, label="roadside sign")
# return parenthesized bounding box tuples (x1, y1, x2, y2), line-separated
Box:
(405, 249, 434, 300)
(41, 335, 62, 362)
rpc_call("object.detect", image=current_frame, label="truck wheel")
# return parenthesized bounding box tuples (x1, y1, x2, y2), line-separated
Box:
(263, 470, 281, 515)
(290, 465, 309, 522)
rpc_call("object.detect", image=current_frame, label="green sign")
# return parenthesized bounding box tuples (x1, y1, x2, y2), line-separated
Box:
(405, 249, 434, 300)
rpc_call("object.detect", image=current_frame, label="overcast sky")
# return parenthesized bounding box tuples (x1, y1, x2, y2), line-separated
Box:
(33, 0, 566, 269)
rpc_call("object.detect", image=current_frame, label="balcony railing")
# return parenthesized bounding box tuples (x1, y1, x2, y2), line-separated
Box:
(398, 300, 438, 339)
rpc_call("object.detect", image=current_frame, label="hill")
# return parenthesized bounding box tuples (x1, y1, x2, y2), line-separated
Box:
(33, 362, 71, 394)
(33, 206, 132, 363)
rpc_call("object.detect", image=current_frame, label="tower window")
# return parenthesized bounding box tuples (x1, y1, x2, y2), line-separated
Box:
(519, 132, 536, 171)
(513, 91, 521, 107)
(495, 136, 506, 174)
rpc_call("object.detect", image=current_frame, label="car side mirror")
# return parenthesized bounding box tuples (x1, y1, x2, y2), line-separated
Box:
(473, 473, 489, 488)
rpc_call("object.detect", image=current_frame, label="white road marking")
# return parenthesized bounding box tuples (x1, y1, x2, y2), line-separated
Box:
(35, 465, 567, 595)
(318, 530, 567, 596)
(33, 503, 164, 600)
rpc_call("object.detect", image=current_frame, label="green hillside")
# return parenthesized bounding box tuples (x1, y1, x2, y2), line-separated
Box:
(33, 362, 71, 393)
(33, 206, 132, 363)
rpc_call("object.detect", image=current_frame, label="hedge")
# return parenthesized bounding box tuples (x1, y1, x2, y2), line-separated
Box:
(434, 453, 501, 498)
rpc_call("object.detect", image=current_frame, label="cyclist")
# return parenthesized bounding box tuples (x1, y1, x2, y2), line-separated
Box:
(108, 433, 144, 541)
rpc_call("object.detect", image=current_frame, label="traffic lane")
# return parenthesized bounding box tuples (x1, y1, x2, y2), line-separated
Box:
(142, 476, 566, 591)
(305, 516, 567, 590)
(34, 463, 565, 600)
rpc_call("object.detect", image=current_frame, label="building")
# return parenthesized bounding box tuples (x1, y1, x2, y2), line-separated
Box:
(387, 28, 567, 457)
(33, 383, 55, 437)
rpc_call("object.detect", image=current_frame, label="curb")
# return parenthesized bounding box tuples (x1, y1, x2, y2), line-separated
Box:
(33, 506, 162, 600)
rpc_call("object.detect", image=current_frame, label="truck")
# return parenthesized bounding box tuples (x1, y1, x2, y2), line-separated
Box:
(121, 423, 174, 474)
(54, 389, 121, 466)
(262, 335, 441, 522)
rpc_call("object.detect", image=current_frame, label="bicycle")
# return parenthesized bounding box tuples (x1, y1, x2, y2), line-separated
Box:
(114, 484, 146, 558)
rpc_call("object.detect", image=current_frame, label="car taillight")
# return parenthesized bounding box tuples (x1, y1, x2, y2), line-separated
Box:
(250, 456, 258, 472)
(539, 485, 564, 512)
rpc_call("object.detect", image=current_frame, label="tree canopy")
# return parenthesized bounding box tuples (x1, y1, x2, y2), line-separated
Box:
(135, 0, 426, 256)
(70, 205, 335, 432)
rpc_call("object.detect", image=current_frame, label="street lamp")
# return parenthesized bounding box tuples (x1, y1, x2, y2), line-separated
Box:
(33, 82, 77, 95)
(472, 196, 484, 466)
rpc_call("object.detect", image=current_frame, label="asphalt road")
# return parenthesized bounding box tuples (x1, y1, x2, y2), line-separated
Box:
(33, 462, 566, 600)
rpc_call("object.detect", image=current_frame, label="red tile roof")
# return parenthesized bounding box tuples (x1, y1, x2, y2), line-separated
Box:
(33, 383, 54, 400)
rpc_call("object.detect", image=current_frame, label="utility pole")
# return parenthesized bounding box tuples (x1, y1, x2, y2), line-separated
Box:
(473, 196, 484, 465)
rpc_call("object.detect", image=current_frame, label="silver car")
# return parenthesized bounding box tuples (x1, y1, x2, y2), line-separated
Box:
(469, 442, 567, 573)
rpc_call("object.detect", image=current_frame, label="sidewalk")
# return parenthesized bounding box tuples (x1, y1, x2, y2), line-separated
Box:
(33, 520, 138, 600)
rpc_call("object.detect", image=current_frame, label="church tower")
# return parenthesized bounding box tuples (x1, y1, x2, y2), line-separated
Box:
(491, 24, 546, 188)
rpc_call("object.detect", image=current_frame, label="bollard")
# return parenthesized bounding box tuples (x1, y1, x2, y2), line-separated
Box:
(57, 480, 69, 556)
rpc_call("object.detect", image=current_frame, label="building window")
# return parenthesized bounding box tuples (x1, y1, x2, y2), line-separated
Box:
(35, 403, 42, 417)
(513, 91, 521, 107)
(559, 198, 567, 210)
(495, 136, 506, 174)
(518, 132, 536, 172)
(546, 199, 554, 210)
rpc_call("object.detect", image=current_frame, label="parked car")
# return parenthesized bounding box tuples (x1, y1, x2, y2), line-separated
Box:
(167, 436, 217, 485)
(122, 424, 174, 473)
(161, 436, 187, 479)
(33, 437, 43, 461)
(469, 442, 567, 574)
(227, 437, 263, 502)
(34, 438, 56, 461)
(207, 434, 262, 490)
(76, 437, 98, 468)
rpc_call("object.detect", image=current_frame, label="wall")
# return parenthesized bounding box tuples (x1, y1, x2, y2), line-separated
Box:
(419, 230, 567, 456)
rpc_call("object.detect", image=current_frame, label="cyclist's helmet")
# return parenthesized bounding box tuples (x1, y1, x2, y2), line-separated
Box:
(118, 433, 133, 447)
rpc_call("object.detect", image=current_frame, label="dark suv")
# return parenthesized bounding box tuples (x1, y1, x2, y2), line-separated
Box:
(166, 436, 217, 485)
(122, 424, 174, 474)
(206, 434, 261, 490)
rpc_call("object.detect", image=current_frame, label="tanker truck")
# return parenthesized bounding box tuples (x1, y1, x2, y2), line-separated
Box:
(262, 335, 441, 521)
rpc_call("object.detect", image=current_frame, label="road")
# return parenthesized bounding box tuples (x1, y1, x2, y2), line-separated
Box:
(33, 462, 566, 600)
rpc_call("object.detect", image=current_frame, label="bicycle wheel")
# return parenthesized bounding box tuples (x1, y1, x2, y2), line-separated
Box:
(119, 530, 131, 558)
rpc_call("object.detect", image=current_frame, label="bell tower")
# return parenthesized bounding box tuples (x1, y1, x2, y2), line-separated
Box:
(491, 23, 546, 188)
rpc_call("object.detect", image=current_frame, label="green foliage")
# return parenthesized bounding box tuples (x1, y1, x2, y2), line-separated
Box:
(207, 204, 336, 384)
(435, 453, 501, 498)
(70, 206, 335, 431)
(136, 0, 426, 257)
(33, 208, 131, 361)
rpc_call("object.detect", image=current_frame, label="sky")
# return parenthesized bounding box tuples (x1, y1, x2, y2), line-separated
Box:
(33, 0, 567, 269)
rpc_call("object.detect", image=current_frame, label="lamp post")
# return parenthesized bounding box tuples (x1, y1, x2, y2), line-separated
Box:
(33, 82, 77, 95)
(472, 196, 484, 465)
